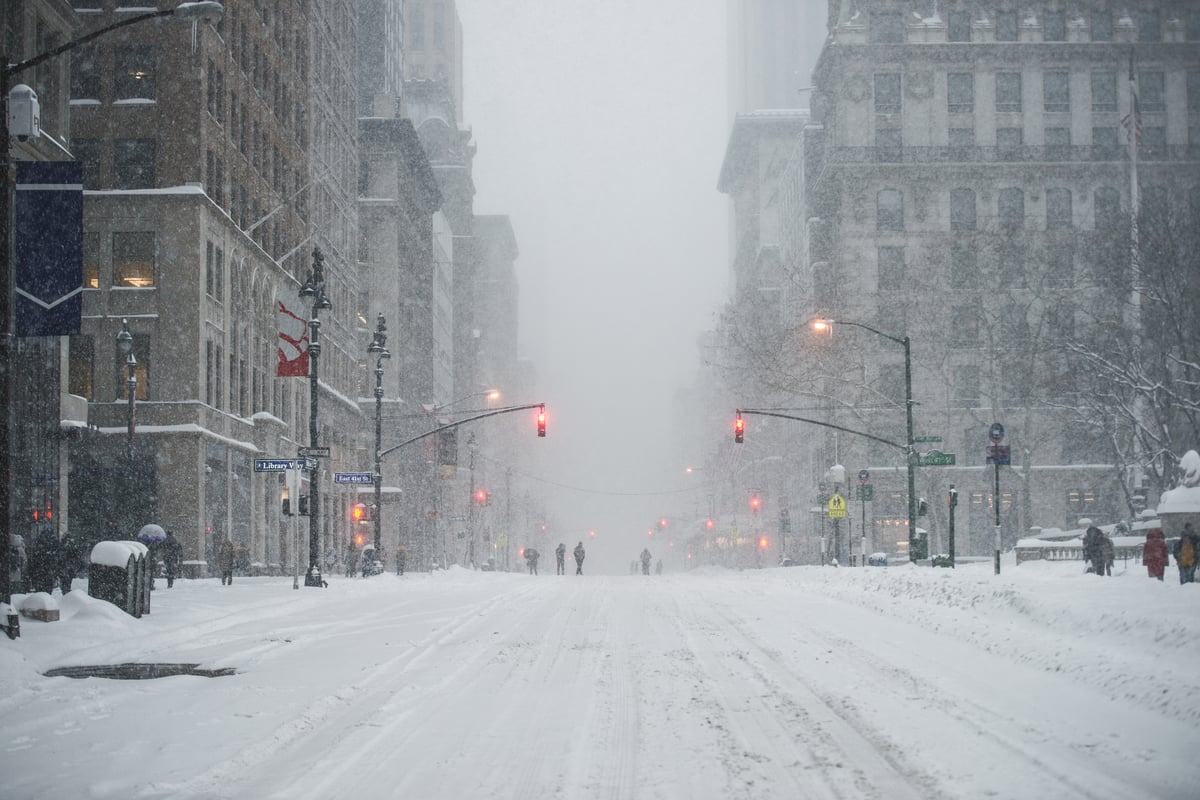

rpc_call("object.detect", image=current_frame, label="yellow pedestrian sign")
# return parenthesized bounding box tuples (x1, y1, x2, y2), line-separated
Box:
(827, 493, 847, 519)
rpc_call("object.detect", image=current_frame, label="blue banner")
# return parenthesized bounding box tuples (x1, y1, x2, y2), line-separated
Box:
(14, 161, 83, 337)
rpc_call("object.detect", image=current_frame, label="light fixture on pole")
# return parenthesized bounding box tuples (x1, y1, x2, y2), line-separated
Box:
(298, 248, 331, 588)
(814, 318, 918, 562)
(367, 313, 389, 558)
(116, 318, 137, 460)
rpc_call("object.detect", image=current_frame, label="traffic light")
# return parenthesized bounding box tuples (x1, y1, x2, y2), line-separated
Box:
(537, 406, 546, 437)
(298, 495, 310, 516)
(734, 413, 744, 444)
(474, 489, 489, 505)
(758, 536, 769, 550)
(918, 498, 929, 516)
(281, 497, 291, 516)
(354, 533, 365, 547)
(352, 502, 369, 523)
(749, 495, 762, 511)
(705, 518, 715, 530)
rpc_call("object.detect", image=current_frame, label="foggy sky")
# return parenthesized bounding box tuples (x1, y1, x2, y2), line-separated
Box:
(457, 0, 730, 570)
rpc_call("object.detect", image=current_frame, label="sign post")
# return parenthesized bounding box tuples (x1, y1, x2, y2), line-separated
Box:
(988, 423, 1005, 575)
(856, 473, 871, 567)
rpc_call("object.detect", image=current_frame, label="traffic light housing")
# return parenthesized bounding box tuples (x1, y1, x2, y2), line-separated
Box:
(475, 489, 489, 505)
(918, 498, 929, 516)
(749, 495, 762, 511)
(734, 413, 744, 444)
(352, 502, 369, 523)
(537, 406, 546, 437)
(298, 495, 310, 516)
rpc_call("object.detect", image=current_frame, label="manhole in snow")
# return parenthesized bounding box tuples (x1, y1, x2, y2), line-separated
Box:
(44, 663, 236, 680)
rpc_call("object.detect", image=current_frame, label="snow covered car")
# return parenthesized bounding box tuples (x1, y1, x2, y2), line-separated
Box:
(867, 552, 888, 567)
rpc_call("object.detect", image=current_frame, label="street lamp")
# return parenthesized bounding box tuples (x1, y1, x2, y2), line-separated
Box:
(813, 318, 918, 562)
(116, 318, 137, 460)
(298, 248, 331, 587)
(0, 2, 224, 613)
(367, 314, 389, 557)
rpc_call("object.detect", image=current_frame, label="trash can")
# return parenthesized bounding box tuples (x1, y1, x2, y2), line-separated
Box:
(89, 541, 150, 618)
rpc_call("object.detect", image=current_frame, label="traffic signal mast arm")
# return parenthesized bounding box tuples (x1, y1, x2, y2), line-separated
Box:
(378, 403, 546, 460)
(735, 408, 907, 453)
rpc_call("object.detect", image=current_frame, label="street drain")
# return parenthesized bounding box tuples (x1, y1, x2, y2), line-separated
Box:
(44, 663, 236, 680)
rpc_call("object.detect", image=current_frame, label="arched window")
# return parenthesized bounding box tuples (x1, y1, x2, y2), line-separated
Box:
(1094, 187, 1121, 228)
(950, 188, 977, 231)
(877, 189, 904, 231)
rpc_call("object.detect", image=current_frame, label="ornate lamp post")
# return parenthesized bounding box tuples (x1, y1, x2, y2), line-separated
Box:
(367, 314, 389, 556)
(299, 248, 331, 587)
(116, 318, 137, 460)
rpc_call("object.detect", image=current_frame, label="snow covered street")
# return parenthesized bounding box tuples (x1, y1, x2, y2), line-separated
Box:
(2, 560, 1197, 799)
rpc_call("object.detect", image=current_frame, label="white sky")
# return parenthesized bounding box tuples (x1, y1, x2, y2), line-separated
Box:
(5, 559, 1198, 798)
(457, 0, 730, 565)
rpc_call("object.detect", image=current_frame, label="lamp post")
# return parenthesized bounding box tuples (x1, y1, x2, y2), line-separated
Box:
(814, 318, 918, 562)
(299, 248, 331, 587)
(0, 1, 224, 613)
(367, 314, 389, 557)
(116, 318, 137, 460)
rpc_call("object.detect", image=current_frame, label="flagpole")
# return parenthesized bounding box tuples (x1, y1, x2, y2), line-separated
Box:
(1126, 50, 1146, 496)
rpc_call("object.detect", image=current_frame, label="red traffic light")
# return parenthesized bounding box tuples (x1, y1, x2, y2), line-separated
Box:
(734, 414, 745, 443)
(749, 495, 762, 511)
(537, 406, 547, 437)
(658, 517, 668, 529)
(474, 489, 488, 505)
(705, 518, 715, 529)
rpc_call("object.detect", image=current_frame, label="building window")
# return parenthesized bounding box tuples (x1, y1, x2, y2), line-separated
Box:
(877, 246, 904, 289)
(876, 128, 902, 160)
(950, 188, 977, 231)
(870, 11, 905, 44)
(1188, 72, 1200, 112)
(1094, 187, 1121, 228)
(947, 72, 974, 113)
(950, 243, 977, 288)
(82, 232, 100, 288)
(996, 72, 1022, 112)
(947, 11, 971, 42)
(433, 3, 445, 49)
(996, 12, 1018, 42)
(1092, 10, 1113, 41)
(113, 139, 155, 189)
(70, 45, 101, 99)
(1045, 241, 1074, 287)
(1140, 126, 1166, 157)
(1138, 71, 1165, 112)
(1043, 71, 1070, 112)
(69, 335, 95, 400)
(948, 127, 975, 147)
(114, 46, 156, 100)
(997, 127, 1023, 160)
(113, 232, 155, 288)
(874, 73, 901, 113)
(1043, 11, 1066, 42)
(1045, 127, 1070, 148)
(1137, 10, 1161, 42)
(115, 333, 150, 400)
(950, 308, 979, 348)
(1092, 126, 1119, 158)
(877, 189, 904, 231)
(998, 188, 1024, 231)
(1092, 71, 1117, 112)
(1046, 188, 1072, 229)
(954, 366, 980, 406)
(71, 138, 102, 189)
(409, 3, 425, 49)
(205, 241, 225, 299)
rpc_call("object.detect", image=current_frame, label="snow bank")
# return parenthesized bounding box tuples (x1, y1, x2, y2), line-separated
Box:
(1156, 485, 1200, 515)
(90, 540, 148, 568)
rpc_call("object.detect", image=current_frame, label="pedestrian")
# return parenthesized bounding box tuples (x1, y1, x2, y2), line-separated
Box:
(161, 530, 182, 588)
(29, 528, 59, 594)
(573, 541, 586, 575)
(655, 559, 663, 575)
(1172, 522, 1199, 585)
(345, 539, 359, 578)
(1100, 531, 1114, 576)
(640, 547, 652, 575)
(1142, 528, 1168, 581)
(396, 546, 407, 576)
(1082, 525, 1107, 576)
(58, 531, 83, 594)
(555, 542, 566, 575)
(525, 547, 539, 575)
(218, 535, 234, 585)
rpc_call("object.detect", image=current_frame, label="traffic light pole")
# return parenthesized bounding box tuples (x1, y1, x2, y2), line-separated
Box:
(367, 315, 389, 558)
(300, 249, 331, 588)
(378, 403, 546, 460)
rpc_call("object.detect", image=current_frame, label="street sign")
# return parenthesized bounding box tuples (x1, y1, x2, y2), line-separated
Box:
(818, 482, 828, 494)
(914, 435, 942, 443)
(986, 445, 1011, 466)
(298, 446, 331, 458)
(254, 458, 301, 472)
(858, 469, 870, 484)
(988, 422, 1005, 443)
(827, 493, 847, 518)
(916, 450, 957, 467)
(855, 485, 874, 501)
(303, 457, 318, 471)
(335, 472, 374, 484)
(817, 493, 831, 506)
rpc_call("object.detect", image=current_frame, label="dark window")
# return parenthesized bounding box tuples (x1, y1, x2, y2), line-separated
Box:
(1043, 11, 1066, 41)
(947, 72, 974, 113)
(68, 335, 95, 401)
(1045, 241, 1074, 287)
(996, 127, 1023, 156)
(114, 46, 156, 100)
(71, 138, 102, 188)
(70, 45, 101, 99)
(1045, 127, 1070, 147)
(996, 12, 1018, 42)
(409, 3, 424, 48)
(1187, 9, 1200, 41)
(877, 247, 904, 289)
(1092, 10, 1112, 41)
(1138, 71, 1165, 112)
(1188, 72, 1200, 112)
(950, 308, 979, 348)
(870, 11, 905, 44)
(82, 232, 100, 289)
(998, 243, 1026, 287)
(877, 189, 904, 231)
(950, 243, 977, 288)
(954, 366, 980, 406)
(999, 188, 1024, 231)
(1141, 185, 1169, 220)
(112, 232, 155, 288)
(950, 188, 976, 230)
(1046, 188, 1072, 229)
(1137, 10, 1161, 42)
(113, 139, 155, 189)
(1092, 71, 1117, 111)
(1140, 126, 1166, 156)
(875, 73, 901, 113)
(948, 127, 975, 147)
(947, 11, 971, 42)
(1094, 187, 1121, 228)
(876, 128, 902, 160)
(1043, 71, 1070, 112)
(1092, 126, 1119, 151)
(996, 72, 1022, 112)
(115, 333, 150, 400)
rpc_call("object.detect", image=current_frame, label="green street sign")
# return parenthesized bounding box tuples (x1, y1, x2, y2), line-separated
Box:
(914, 435, 942, 443)
(917, 450, 957, 467)
(817, 493, 831, 505)
(855, 485, 874, 501)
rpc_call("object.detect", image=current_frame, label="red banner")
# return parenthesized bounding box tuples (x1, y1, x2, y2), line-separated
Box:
(277, 287, 309, 377)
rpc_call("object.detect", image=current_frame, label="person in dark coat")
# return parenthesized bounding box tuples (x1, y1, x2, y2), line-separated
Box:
(1082, 526, 1106, 576)
(1142, 528, 1169, 580)
(29, 529, 59, 594)
(573, 541, 586, 575)
(161, 531, 183, 588)
(640, 548, 652, 575)
(1099, 531, 1114, 576)
(555, 543, 566, 575)
(524, 547, 539, 575)
(57, 532, 83, 593)
(1172, 522, 1199, 584)
(396, 546, 407, 576)
(218, 535, 235, 585)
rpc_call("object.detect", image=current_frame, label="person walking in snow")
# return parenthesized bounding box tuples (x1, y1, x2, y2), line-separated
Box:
(1172, 522, 1199, 584)
(1099, 531, 1114, 576)
(1142, 528, 1169, 581)
(218, 535, 235, 585)
(640, 548, 652, 575)
(29, 528, 59, 594)
(573, 541, 586, 575)
(524, 547, 540, 575)
(345, 539, 359, 578)
(58, 531, 83, 594)
(555, 542, 566, 575)
(1082, 525, 1107, 576)
(161, 530, 183, 588)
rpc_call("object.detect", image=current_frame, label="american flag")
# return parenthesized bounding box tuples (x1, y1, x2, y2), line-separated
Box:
(1120, 55, 1142, 143)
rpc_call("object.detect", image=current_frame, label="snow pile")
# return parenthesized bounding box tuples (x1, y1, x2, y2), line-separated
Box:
(90, 540, 148, 567)
(16, 592, 57, 612)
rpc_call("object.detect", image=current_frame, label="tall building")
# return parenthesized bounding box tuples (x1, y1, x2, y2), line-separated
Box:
(401, 0, 464, 121)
